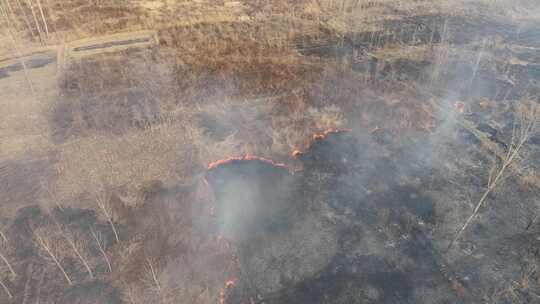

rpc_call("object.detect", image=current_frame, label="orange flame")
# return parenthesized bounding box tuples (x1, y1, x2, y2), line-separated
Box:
(313, 133, 325, 140)
(479, 98, 490, 109)
(312, 128, 350, 141)
(219, 279, 236, 304)
(293, 128, 351, 158)
(219, 289, 225, 304)
(207, 155, 288, 170)
(454, 101, 465, 113)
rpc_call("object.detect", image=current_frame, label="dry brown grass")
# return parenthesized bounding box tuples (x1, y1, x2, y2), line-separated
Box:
(44, 0, 443, 211)
(0, 0, 538, 302)
(53, 120, 196, 204)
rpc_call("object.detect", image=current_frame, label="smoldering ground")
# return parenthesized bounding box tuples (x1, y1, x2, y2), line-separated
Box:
(198, 13, 540, 304)
(204, 103, 540, 304)
(1, 1, 540, 303)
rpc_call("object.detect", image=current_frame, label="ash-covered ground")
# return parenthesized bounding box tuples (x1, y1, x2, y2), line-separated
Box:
(1, 1, 539, 303)
(206, 127, 540, 304)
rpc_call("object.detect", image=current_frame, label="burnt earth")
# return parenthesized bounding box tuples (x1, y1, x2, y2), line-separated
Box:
(206, 158, 297, 242)
(207, 125, 540, 303)
(4, 205, 121, 303)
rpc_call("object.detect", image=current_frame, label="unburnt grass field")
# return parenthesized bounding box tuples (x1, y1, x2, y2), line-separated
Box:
(0, 0, 540, 303)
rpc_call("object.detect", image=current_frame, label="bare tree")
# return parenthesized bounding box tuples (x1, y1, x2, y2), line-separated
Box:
(35, 0, 48, 38)
(13, 0, 39, 40)
(138, 258, 165, 303)
(1, 7, 37, 96)
(1, 0, 15, 28)
(24, 0, 44, 43)
(0, 230, 7, 243)
(0, 252, 16, 278)
(41, 180, 64, 211)
(122, 282, 144, 304)
(0, 231, 16, 277)
(45, 208, 95, 280)
(145, 258, 162, 293)
(449, 98, 540, 249)
(0, 277, 12, 299)
(34, 229, 73, 285)
(90, 227, 112, 272)
(95, 191, 120, 243)
(0, 225, 14, 299)
(61, 228, 94, 279)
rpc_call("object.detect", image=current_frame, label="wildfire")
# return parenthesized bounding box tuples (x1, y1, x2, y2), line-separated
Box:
(479, 98, 490, 109)
(207, 155, 287, 170)
(453, 101, 466, 113)
(219, 279, 236, 304)
(293, 128, 351, 157)
(312, 128, 350, 141)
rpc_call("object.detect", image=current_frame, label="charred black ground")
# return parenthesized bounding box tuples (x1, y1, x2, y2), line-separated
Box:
(1, 1, 539, 303)
(205, 128, 540, 304)
(205, 158, 296, 241)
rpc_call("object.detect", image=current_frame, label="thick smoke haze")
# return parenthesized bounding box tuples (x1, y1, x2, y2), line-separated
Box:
(1, 0, 539, 303)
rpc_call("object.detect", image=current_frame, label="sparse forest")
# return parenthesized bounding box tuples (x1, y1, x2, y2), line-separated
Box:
(0, 0, 539, 303)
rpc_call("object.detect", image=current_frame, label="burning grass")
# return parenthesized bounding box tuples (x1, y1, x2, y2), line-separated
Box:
(1, 0, 540, 303)
(207, 155, 288, 170)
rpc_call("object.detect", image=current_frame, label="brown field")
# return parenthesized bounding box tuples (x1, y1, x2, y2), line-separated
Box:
(0, 0, 539, 303)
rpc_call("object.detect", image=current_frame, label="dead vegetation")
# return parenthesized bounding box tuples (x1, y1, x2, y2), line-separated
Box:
(449, 97, 540, 249)
(0, 0, 539, 303)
